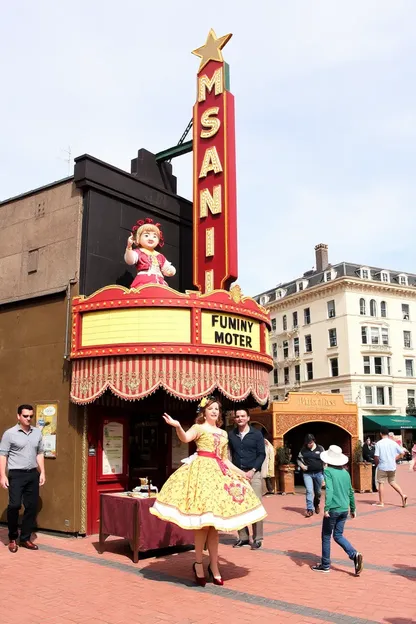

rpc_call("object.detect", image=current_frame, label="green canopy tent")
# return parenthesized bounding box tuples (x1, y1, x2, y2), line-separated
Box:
(363, 414, 416, 432)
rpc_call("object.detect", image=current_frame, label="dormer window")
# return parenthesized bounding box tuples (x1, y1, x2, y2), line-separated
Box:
(381, 271, 390, 283)
(398, 274, 408, 286)
(360, 267, 371, 280)
(275, 288, 287, 299)
(296, 280, 308, 292)
(324, 269, 336, 282)
(260, 295, 269, 306)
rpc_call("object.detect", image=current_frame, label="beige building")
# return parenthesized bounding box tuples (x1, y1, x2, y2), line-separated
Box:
(255, 244, 416, 441)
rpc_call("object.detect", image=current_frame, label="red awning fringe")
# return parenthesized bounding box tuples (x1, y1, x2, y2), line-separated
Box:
(70, 356, 270, 405)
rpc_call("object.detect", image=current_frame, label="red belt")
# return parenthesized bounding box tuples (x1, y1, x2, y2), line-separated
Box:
(197, 451, 228, 475)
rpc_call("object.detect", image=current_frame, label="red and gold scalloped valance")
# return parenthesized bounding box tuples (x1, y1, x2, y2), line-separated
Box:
(70, 355, 270, 405)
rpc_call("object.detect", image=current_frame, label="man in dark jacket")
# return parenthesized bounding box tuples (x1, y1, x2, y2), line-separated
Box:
(362, 437, 377, 492)
(228, 409, 266, 549)
(297, 433, 324, 518)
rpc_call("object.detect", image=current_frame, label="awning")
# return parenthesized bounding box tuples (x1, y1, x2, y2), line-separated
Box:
(70, 355, 270, 405)
(363, 414, 416, 431)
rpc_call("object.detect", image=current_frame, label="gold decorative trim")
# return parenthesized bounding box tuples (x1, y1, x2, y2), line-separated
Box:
(79, 406, 88, 534)
(205, 269, 214, 293)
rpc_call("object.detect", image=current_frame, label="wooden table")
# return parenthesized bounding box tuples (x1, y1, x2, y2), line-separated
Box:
(98, 493, 194, 562)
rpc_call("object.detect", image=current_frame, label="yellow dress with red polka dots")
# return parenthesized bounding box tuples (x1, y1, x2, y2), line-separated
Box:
(150, 424, 267, 531)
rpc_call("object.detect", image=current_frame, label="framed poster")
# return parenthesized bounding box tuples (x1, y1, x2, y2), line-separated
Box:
(36, 404, 58, 458)
(102, 421, 124, 476)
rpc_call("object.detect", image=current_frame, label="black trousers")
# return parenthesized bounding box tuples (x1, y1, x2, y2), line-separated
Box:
(7, 469, 39, 541)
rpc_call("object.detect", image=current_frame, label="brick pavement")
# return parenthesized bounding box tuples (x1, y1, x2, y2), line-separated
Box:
(1, 465, 415, 624)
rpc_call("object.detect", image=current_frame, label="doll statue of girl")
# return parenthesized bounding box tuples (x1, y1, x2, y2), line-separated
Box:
(124, 218, 176, 289)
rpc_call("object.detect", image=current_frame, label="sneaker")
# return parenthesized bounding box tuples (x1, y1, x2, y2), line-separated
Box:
(353, 552, 363, 576)
(251, 540, 262, 550)
(311, 564, 330, 573)
(314, 504, 320, 514)
(305, 510, 314, 518)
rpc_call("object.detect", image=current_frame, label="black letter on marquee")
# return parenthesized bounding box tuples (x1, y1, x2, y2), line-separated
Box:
(214, 331, 224, 344)
(212, 315, 219, 327)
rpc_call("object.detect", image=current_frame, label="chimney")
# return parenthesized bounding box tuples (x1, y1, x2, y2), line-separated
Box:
(315, 243, 329, 273)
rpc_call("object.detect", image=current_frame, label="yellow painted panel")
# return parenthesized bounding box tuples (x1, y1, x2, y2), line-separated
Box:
(81, 308, 191, 346)
(201, 311, 260, 351)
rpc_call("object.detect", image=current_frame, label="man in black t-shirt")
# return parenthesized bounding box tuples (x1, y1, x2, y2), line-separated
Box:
(297, 433, 324, 518)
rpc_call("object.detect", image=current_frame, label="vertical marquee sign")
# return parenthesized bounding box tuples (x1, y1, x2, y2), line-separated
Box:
(192, 29, 238, 293)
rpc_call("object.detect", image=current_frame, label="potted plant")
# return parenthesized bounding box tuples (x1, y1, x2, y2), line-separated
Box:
(276, 445, 295, 495)
(352, 440, 372, 493)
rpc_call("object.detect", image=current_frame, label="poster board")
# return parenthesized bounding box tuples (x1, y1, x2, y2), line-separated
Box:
(35, 404, 58, 458)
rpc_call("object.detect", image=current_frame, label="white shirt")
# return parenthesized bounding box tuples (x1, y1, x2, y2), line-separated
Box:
(374, 438, 403, 471)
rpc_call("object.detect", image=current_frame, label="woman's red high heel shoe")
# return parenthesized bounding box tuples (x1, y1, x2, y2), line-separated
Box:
(208, 564, 224, 586)
(193, 562, 206, 587)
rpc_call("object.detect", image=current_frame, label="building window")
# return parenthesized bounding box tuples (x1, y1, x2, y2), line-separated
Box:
(306, 362, 313, 380)
(404, 330, 412, 349)
(283, 315, 287, 330)
(327, 300, 336, 318)
(297, 282, 304, 291)
(260, 295, 269, 305)
(361, 268, 371, 279)
(381, 328, 389, 346)
(405, 359, 414, 377)
(304, 308, 311, 325)
(284, 367, 290, 385)
(361, 326, 368, 344)
(388, 387, 393, 405)
(381, 271, 389, 283)
(376, 387, 385, 405)
(370, 327, 379, 345)
(325, 270, 332, 282)
(328, 328, 337, 347)
(402, 304, 410, 320)
(359, 298, 366, 315)
(331, 389, 340, 394)
(272, 343, 277, 358)
(283, 341, 289, 359)
(273, 369, 278, 385)
(374, 357, 383, 375)
(398, 274, 408, 286)
(380, 301, 387, 318)
(305, 335, 312, 353)
(330, 357, 339, 377)
(363, 356, 371, 374)
(387, 357, 391, 375)
(365, 386, 373, 405)
(294, 337, 300, 357)
(370, 299, 377, 317)
(295, 364, 301, 382)
(408, 389, 415, 407)
(271, 318, 276, 332)
(293, 311, 298, 328)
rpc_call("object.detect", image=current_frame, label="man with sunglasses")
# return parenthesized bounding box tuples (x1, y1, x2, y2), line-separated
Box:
(0, 404, 46, 553)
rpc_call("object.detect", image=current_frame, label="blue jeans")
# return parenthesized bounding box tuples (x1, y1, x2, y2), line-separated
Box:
(321, 511, 356, 569)
(303, 471, 323, 511)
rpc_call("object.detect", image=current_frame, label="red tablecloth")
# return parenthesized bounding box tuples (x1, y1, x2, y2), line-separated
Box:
(100, 493, 193, 556)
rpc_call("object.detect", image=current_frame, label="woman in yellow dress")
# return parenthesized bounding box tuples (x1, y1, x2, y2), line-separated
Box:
(150, 396, 267, 586)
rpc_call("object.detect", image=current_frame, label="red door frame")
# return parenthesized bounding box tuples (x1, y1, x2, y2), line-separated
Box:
(87, 410, 129, 535)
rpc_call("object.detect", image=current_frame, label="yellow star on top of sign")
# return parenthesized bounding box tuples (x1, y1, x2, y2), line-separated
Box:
(192, 29, 232, 73)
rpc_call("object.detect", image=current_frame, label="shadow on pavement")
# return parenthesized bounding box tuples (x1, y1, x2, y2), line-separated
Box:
(391, 564, 416, 581)
(141, 554, 249, 585)
(282, 506, 307, 517)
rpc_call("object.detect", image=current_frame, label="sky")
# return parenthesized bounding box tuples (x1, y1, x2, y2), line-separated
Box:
(1, 1, 415, 296)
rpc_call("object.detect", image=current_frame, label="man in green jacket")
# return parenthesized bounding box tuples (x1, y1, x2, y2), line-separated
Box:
(311, 445, 363, 575)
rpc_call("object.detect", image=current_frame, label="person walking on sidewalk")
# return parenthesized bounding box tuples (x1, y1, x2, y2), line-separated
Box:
(228, 409, 266, 549)
(374, 427, 407, 508)
(0, 404, 46, 553)
(311, 445, 363, 576)
(362, 437, 377, 492)
(297, 433, 324, 518)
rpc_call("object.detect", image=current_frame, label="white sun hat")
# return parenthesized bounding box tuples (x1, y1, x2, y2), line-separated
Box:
(320, 445, 349, 466)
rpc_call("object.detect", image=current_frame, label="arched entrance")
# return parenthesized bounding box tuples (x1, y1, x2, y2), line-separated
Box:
(251, 392, 360, 487)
